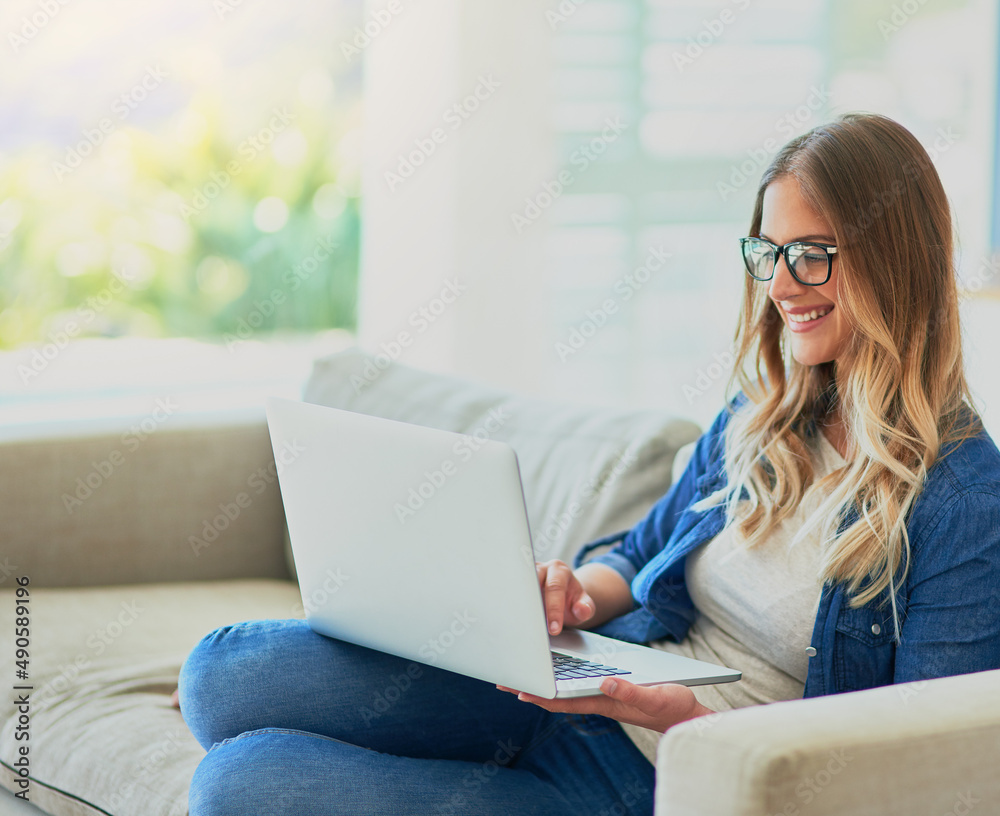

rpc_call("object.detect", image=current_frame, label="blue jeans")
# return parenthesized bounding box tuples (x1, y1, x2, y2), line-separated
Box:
(179, 619, 655, 816)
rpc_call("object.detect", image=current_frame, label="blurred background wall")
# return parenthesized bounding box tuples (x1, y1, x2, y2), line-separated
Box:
(1, 0, 998, 432)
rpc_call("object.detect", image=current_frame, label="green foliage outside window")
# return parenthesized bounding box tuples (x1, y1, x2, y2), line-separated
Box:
(0, 97, 359, 350)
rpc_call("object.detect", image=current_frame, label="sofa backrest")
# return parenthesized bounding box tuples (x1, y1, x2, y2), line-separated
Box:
(2, 418, 290, 587)
(3, 347, 702, 587)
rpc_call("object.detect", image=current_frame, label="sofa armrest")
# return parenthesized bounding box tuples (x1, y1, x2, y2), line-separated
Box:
(2, 413, 290, 587)
(655, 668, 1000, 815)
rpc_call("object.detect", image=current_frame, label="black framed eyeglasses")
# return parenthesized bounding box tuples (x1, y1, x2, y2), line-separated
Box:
(740, 237, 837, 286)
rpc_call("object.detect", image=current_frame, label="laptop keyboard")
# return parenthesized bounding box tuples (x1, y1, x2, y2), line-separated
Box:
(551, 653, 632, 680)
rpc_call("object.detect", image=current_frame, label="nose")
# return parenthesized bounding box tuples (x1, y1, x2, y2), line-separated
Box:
(768, 251, 804, 302)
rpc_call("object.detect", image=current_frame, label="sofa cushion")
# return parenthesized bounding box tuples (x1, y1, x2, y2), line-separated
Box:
(302, 347, 701, 564)
(0, 580, 301, 816)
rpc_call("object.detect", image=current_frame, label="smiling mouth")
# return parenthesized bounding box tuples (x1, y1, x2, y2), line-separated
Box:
(787, 306, 833, 323)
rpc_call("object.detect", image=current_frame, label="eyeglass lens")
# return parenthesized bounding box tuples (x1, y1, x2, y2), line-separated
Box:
(744, 239, 830, 284)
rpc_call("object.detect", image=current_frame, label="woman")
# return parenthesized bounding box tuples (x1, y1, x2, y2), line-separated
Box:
(178, 113, 1000, 815)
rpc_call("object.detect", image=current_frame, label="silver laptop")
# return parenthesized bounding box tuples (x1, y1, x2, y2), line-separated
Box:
(265, 397, 741, 699)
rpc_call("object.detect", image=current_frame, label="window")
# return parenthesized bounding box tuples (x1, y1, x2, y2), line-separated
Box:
(0, 0, 364, 421)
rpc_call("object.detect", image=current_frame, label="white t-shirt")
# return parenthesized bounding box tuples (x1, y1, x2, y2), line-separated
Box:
(620, 430, 846, 762)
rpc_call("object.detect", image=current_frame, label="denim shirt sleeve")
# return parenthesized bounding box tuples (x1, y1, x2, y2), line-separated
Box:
(894, 486, 1000, 682)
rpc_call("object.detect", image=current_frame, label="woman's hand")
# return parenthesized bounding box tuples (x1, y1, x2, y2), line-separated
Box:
(537, 559, 596, 635)
(499, 677, 714, 733)
(514, 562, 708, 731)
(537, 560, 635, 634)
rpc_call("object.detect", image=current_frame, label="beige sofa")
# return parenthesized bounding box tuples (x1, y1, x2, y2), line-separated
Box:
(2, 347, 998, 816)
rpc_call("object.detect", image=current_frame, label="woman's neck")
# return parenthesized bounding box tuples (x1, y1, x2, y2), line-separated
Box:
(821, 407, 852, 460)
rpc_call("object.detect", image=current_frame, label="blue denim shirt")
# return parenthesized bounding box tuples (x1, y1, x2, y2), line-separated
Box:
(578, 395, 1000, 698)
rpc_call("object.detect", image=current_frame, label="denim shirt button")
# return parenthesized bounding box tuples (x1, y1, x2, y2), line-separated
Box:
(871, 623, 882, 636)
(805, 646, 817, 657)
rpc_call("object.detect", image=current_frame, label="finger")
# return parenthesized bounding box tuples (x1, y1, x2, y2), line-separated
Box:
(599, 677, 631, 702)
(542, 563, 570, 635)
(516, 690, 617, 717)
(568, 592, 595, 625)
(516, 691, 558, 710)
(535, 562, 562, 635)
(602, 677, 667, 712)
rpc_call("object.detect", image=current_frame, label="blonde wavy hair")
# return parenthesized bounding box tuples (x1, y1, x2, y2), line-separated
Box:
(697, 113, 982, 627)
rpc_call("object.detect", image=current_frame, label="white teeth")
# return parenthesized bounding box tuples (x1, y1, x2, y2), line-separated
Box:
(788, 307, 832, 323)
